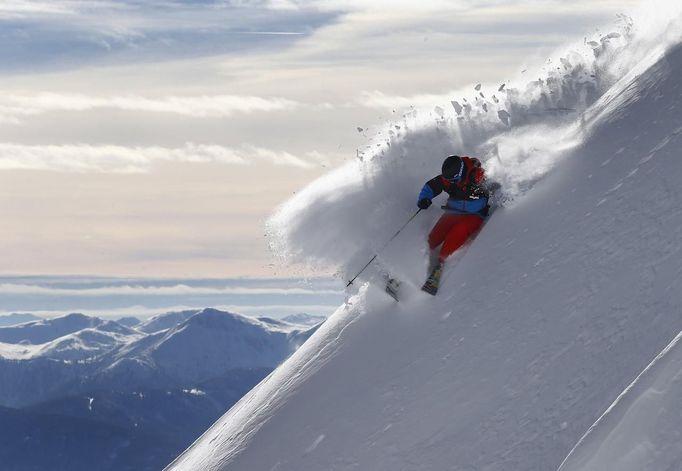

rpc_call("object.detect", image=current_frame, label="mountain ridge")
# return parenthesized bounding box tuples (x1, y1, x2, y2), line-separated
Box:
(0, 308, 322, 470)
(0, 308, 318, 407)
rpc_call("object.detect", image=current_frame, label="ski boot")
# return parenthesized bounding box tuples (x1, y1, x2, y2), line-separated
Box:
(421, 262, 443, 296)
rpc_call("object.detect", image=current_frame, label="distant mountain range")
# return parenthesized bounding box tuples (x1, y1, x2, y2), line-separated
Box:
(0, 313, 42, 327)
(0, 308, 323, 471)
(281, 313, 327, 326)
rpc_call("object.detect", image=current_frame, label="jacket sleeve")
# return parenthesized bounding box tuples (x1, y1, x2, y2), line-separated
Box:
(417, 176, 443, 204)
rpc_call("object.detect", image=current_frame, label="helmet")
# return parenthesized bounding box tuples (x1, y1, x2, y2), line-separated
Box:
(441, 155, 463, 182)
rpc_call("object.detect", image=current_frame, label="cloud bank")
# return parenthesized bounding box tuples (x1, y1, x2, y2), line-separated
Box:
(0, 93, 300, 123)
(0, 282, 342, 297)
(0, 142, 315, 172)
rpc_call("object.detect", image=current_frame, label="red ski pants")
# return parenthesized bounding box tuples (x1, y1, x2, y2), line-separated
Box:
(428, 213, 483, 262)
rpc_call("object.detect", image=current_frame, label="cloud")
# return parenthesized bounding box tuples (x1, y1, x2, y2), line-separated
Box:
(0, 0, 82, 18)
(0, 93, 300, 122)
(0, 303, 340, 319)
(264, 0, 466, 12)
(0, 282, 342, 296)
(0, 142, 316, 172)
(255, 0, 640, 65)
(0, 0, 641, 73)
(267, 0, 634, 14)
(356, 90, 457, 110)
(0, 0, 329, 72)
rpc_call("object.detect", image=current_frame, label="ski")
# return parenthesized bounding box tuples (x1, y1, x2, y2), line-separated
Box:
(385, 276, 402, 302)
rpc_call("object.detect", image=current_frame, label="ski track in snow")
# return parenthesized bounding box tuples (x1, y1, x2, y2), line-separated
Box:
(559, 331, 682, 471)
(167, 4, 682, 471)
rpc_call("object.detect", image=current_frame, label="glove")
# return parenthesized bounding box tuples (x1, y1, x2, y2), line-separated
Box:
(418, 198, 432, 209)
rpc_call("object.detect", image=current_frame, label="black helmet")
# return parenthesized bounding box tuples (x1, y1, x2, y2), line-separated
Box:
(441, 155, 463, 181)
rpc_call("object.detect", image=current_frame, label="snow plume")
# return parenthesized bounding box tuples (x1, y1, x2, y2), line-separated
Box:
(170, 3, 682, 470)
(268, 3, 682, 281)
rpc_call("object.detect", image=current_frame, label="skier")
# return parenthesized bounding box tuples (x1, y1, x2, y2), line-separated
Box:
(417, 155, 495, 294)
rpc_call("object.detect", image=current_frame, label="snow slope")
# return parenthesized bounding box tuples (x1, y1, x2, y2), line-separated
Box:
(558, 330, 682, 471)
(168, 7, 682, 471)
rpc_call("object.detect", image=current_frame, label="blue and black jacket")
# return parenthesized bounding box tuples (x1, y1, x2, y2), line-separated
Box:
(417, 159, 490, 217)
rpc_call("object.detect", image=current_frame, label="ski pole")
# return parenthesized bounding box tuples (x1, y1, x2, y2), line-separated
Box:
(346, 209, 422, 288)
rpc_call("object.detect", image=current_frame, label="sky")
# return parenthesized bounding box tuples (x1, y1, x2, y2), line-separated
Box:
(0, 274, 344, 319)
(0, 0, 640, 278)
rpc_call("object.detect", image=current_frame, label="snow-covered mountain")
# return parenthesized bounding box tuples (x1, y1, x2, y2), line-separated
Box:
(0, 308, 319, 470)
(116, 316, 141, 328)
(137, 309, 200, 334)
(36, 325, 142, 362)
(0, 313, 105, 344)
(99, 308, 315, 386)
(0, 313, 42, 327)
(167, 8, 682, 471)
(0, 314, 142, 362)
(0, 314, 145, 407)
(281, 313, 327, 326)
(0, 308, 315, 406)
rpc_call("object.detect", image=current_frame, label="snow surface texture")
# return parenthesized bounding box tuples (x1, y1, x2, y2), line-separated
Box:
(559, 331, 682, 471)
(168, 5, 682, 471)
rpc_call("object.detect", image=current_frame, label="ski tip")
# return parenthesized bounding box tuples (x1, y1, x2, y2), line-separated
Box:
(421, 285, 438, 296)
(384, 278, 401, 302)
